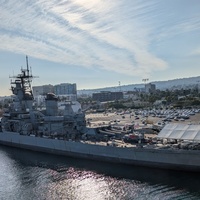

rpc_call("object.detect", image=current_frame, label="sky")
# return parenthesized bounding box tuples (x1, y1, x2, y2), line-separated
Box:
(0, 0, 200, 96)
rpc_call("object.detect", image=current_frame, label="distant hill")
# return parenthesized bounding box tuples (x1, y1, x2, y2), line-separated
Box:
(153, 76, 200, 90)
(78, 76, 200, 96)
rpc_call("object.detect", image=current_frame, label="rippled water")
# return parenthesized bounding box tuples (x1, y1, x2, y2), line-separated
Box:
(0, 146, 200, 200)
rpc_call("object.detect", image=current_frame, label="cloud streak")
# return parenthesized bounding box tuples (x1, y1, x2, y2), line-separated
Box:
(0, 0, 199, 79)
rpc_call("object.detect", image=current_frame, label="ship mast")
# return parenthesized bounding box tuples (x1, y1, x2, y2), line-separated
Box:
(26, 55, 29, 77)
(10, 56, 38, 101)
(25, 55, 33, 98)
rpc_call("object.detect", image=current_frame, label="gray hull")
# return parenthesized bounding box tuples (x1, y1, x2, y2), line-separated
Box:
(0, 132, 200, 171)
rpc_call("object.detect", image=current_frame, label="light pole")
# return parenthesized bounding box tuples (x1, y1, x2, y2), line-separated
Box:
(119, 81, 121, 92)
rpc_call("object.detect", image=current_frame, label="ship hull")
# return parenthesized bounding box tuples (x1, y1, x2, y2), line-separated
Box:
(0, 132, 200, 172)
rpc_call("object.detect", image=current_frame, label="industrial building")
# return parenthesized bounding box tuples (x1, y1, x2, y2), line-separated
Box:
(92, 91, 123, 102)
(145, 83, 156, 93)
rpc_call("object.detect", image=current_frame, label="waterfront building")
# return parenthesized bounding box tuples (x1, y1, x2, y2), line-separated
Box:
(54, 83, 77, 101)
(32, 85, 54, 96)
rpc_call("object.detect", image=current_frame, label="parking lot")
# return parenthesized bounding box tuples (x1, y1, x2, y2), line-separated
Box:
(86, 108, 200, 129)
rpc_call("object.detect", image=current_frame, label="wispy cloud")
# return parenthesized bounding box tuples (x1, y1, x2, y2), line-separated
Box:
(191, 48, 200, 56)
(0, 0, 199, 79)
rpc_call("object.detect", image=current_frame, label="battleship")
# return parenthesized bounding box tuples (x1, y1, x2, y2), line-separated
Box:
(0, 57, 200, 172)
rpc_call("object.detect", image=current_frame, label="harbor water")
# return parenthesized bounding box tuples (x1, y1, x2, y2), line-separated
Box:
(0, 146, 200, 200)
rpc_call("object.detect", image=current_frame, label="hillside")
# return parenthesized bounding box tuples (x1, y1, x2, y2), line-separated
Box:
(78, 76, 200, 95)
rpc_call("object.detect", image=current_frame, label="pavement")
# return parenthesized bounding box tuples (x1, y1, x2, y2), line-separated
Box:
(86, 112, 200, 128)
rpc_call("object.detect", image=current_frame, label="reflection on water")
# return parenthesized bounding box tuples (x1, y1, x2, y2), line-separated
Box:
(0, 146, 200, 200)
